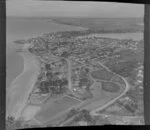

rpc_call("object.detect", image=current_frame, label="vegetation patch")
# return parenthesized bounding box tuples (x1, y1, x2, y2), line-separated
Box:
(101, 81, 120, 93)
(111, 75, 126, 87)
(90, 67, 114, 81)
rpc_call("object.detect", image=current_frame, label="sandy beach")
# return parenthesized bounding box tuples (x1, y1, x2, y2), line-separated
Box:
(6, 44, 40, 119)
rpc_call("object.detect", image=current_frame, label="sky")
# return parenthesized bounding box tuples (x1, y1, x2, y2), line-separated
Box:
(7, 0, 144, 18)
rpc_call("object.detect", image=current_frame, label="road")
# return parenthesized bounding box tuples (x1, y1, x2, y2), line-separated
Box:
(89, 60, 130, 115)
(67, 59, 83, 98)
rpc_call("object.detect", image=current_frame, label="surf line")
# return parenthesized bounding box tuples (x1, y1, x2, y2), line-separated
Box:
(8, 43, 40, 120)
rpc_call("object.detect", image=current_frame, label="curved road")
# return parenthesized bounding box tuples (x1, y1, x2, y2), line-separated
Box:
(89, 61, 130, 115)
(8, 49, 130, 124)
(90, 77, 130, 115)
(67, 58, 130, 116)
(58, 59, 130, 126)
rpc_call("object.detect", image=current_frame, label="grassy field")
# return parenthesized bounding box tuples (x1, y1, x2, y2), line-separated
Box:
(111, 75, 126, 87)
(90, 66, 114, 81)
(101, 81, 121, 93)
(35, 96, 80, 124)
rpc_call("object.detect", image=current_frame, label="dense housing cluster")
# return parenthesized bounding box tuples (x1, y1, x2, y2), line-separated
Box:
(28, 58, 69, 104)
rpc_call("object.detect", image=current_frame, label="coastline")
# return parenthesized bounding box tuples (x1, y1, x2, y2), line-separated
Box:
(6, 19, 88, 119)
(7, 43, 40, 118)
(11, 43, 37, 85)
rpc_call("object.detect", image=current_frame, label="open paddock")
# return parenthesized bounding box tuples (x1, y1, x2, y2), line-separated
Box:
(21, 106, 41, 121)
(74, 83, 108, 109)
(101, 81, 121, 93)
(111, 75, 126, 87)
(34, 80, 125, 125)
(76, 82, 124, 111)
(90, 66, 115, 81)
(34, 96, 81, 124)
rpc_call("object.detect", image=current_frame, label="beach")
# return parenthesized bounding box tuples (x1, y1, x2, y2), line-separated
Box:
(6, 44, 40, 119)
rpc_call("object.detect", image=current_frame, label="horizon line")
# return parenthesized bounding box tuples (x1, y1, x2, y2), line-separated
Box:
(7, 16, 143, 19)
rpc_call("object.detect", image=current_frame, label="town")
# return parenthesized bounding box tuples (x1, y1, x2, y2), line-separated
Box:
(6, 30, 144, 128)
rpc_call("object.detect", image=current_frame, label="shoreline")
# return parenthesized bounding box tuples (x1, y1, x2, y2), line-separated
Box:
(11, 43, 37, 85)
(7, 44, 40, 118)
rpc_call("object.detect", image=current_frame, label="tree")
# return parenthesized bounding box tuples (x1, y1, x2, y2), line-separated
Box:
(66, 108, 80, 119)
